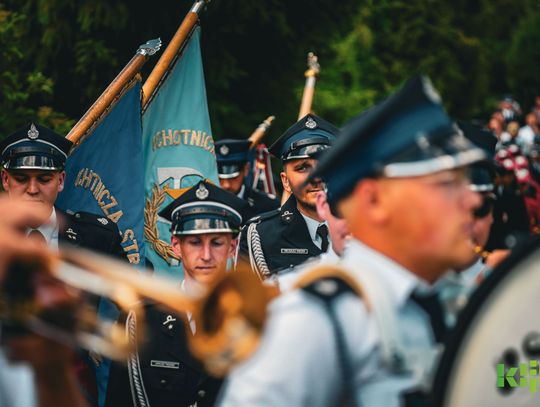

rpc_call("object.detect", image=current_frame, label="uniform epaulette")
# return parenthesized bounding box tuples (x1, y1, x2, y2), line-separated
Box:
(70, 211, 116, 231)
(244, 207, 280, 225)
(294, 265, 368, 308)
(302, 277, 358, 302)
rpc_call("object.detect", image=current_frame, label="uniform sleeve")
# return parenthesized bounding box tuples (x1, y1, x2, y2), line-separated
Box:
(217, 290, 369, 407)
(109, 221, 127, 261)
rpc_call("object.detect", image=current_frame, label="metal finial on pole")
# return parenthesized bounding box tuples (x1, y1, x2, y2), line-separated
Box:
(66, 38, 162, 146)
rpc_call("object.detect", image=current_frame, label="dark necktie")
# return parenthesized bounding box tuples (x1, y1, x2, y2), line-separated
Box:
(410, 289, 447, 343)
(28, 229, 47, 246)
(316, 224, 329, 252)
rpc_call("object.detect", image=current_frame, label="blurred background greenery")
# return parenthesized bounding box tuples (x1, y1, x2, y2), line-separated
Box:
(1, 0, 539, 144)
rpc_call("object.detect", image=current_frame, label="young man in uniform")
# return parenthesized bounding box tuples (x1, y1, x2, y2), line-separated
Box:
(0, 123, 124, 257)
(105, 180, 247, 407)
(243, 114, 339, 279)
(0, 123, 125, 406)
(219, 76, 486, 406)
(215, 138, 279, 221)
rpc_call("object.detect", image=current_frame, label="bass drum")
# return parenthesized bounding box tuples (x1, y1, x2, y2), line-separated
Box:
(433, 237, 540, 406)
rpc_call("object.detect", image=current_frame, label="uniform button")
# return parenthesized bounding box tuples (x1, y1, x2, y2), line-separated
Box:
(161, 379, 167, 385)
(75, 213, 81, 218)
(198, 390, 206, 398)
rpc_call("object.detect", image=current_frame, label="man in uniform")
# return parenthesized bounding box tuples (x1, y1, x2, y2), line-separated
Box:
(0, 123, 125, 406)
(105, 180, 247, 407)
(0, 123, 124, 257)
(218, 76, 486, 406)
(243, 114, 339, 279)
(215, 138, 279, 221)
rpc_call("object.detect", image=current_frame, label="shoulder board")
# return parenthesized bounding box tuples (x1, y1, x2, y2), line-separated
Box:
(294, 265, 370, 309)
(243, 207, 281, 225)
(71, 211, 116, 230)
(302, 277, 357, 302)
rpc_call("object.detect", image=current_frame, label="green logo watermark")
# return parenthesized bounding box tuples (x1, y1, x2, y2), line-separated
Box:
(497, 360, 540, 393)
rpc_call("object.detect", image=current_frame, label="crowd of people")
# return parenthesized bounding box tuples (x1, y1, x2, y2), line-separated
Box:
(0, 77, 539, 407)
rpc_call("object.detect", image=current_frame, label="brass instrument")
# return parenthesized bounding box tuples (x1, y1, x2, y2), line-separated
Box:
(1, 247, 277, 377)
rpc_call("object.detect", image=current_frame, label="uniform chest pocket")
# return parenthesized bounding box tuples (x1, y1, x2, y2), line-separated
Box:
(142, 362, 200, 393)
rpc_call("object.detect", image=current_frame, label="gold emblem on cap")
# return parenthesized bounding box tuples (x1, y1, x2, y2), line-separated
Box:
(195, 183, 209, 200)
(219, 144, 230, 156)
(305, 117, 317, 129)
(27, 123, 39, 140)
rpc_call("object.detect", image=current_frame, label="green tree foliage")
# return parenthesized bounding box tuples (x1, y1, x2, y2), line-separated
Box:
(507, 11, 540, 109)
(316, 0, 540, 126)
(0, 6, 73, 134)
(1, 0, 539, 142)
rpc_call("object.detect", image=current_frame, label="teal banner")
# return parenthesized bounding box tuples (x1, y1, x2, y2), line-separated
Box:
(143, 26, 218, 277)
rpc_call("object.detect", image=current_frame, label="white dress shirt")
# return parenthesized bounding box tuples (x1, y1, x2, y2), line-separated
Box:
(218, 239, 438, 407)
(299, 213, 330, 251)
(27, 208, 59, 251)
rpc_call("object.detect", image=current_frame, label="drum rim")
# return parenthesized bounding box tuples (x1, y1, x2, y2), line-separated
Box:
(432, 235, 540, 405)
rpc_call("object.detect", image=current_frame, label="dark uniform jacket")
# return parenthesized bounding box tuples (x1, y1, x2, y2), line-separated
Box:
(242, 195, 323, 276)
(105, 304, 222, 407)
(58, 209, 125, 257)
(241, 186, 280, 223)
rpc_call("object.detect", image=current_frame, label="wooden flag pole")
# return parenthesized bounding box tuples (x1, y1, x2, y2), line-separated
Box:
(66, 38, 161, 146)
(248, 115, 275, 148)
(142, 0, 210, 109)
(297, 52, 320, 120)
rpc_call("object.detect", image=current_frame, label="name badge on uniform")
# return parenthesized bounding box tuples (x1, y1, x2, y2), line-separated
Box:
(280, 248, 309, 254)
(150, 360, 180, 369)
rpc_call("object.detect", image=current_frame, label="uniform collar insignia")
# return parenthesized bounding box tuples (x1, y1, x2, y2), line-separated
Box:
(305, 116, 317, 129)
(196, 183, 209, 200)
(281, 209, 293, 223)
(65, 227, 78, 241)
(97, 217, 109, 225)
(27, 123, 39, 140)
(163, 314, 177, 331)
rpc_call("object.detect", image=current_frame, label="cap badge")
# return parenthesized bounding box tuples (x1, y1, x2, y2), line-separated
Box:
(196, 183, 209, 200)
(219, 145, 230, 156)
(27, 123, 39, 140)
(305, 117, 318, 129)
